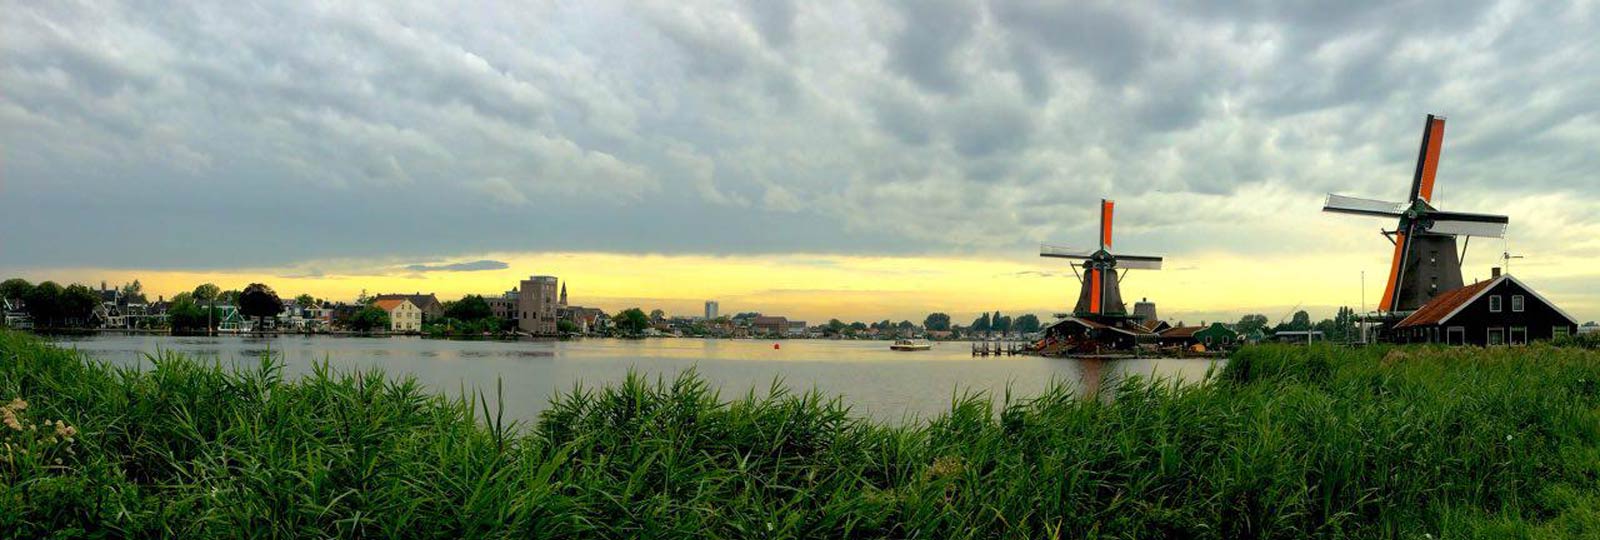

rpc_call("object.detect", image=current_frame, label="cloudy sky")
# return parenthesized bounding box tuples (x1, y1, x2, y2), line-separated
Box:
(3, 0, 1597, 324)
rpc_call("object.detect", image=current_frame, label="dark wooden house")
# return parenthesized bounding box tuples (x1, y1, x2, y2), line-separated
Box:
(1391, 273, 1578, 346)
(1158, 323, 1239, 349)
(1039, 317, 1148, 354)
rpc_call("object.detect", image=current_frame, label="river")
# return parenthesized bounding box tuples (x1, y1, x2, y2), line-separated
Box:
(49, 334, 1222, 424)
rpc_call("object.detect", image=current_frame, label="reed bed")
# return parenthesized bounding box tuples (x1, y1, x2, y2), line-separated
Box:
(3, 329, 1600, 539)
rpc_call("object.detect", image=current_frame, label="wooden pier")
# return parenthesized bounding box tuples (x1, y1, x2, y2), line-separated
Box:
(971, 341, 1030, 357)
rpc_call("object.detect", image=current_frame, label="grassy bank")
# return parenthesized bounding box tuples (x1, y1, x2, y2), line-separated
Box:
(4, 330, 1600, 538)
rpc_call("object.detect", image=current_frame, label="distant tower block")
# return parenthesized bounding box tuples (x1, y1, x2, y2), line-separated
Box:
(704, 300, 720, 320)
(1133, 298, 1158, 323)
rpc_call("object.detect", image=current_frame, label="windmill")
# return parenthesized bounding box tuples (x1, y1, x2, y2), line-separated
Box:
(1322, 114, 1509, 313)
(1040, 199, 1163, 320)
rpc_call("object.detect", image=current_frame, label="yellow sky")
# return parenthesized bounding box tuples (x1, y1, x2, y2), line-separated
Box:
(19, 249, 1596, 325)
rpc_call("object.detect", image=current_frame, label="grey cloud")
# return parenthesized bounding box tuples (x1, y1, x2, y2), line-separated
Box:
(404, 260, 511, 273)
(886, 0, 979, 93)
(1, 0, 1597, 291)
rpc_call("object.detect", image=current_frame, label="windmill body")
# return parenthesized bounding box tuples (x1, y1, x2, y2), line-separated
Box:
(1323, 115, 1509, 315)
(1037, 200, 1165, 354)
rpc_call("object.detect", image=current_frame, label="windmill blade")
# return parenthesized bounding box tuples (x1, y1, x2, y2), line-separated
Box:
(1114, 255, 1163, 271)
(1040, 244, 1092, 259)
(1323, 194, 1405, 218)
(1410, 115, 1446, 203)
(1423, 211, 1509, 238)
(1100, 199, 1115, 250)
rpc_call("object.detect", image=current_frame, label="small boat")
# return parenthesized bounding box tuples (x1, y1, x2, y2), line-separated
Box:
(890, 339, 933, 351)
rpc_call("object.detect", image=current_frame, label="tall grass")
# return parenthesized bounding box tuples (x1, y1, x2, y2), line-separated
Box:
(4, 330, 1600, 538)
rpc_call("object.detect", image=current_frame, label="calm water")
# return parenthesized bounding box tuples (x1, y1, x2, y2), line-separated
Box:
(50, 335, 1221, 424)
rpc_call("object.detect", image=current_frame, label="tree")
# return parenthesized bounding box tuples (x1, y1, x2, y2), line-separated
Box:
(24, 281, 64, 327)
(295, 294, 316, 307)
(897, 320, 915, 330)
(62, 284, 101, 325)
(826, 319, 846, 334)
(972, 313, 991, 333)
(238, 283, 282, 332)
(1235, 314, 1269, 335)
(848, 321, 868, 331)
(346, 306, 390, 332)
(649, 309, 665, 321)
(445, 295, 493, 321)
(992, 312, 1012, 334)
(1, 278, 32, 303)
(615, 308, 651, 334)
(193, 283, 221, 303)
(167, 298, 212, 332)
(557, 320, 579, 334)
(923, 312, 951, 331)
(1290, 310, 1312, 331)
(120, 280, 146, 303)
(1015, 314, 1042, 334)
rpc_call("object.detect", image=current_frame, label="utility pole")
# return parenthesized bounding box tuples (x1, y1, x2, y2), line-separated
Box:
(1360, 270, 1366, 344)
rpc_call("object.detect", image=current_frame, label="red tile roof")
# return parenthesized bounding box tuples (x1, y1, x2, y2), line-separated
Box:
(1159, 326, 1204, 338)
(1394, 277, 1500, 328)
(372, 298, 407, 311)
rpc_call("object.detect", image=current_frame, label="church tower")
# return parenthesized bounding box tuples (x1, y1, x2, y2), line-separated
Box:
(559, 282, 568, 307)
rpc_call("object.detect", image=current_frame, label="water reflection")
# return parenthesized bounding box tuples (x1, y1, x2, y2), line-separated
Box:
(49, 335, 1220, 424)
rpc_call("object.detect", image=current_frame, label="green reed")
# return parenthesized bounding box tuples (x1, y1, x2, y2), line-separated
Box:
(3, 330, 1599, 539)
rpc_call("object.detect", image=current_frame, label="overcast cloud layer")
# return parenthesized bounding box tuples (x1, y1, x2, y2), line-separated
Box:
(3, 0, 1598, 273)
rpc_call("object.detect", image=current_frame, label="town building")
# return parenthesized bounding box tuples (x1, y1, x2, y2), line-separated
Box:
(787, 320, 808, 337)
(374, 298, 423, 333)
(1391, 271, 1578, 346)
(373, 293, 443, 320)
(486, 290, 518, 321)
(517, 276, 560, 335)
(752, 315, 789, 336)
(704, 300, 719, 320)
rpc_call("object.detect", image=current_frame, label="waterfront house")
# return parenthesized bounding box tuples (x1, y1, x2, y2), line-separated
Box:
(1391, 272, 1578, 346)
(1158, 323, 1239, 349)
(753, 316, 789, 336)
(216, 305, 250, 333)
(374, 293, 443, 320)
(3, 298, 32, 329)
(374, 298, 422, 333)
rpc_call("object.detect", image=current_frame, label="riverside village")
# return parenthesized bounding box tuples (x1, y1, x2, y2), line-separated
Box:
(5, 116, 1594, 355)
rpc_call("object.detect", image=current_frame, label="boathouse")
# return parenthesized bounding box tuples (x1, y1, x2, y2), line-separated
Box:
(1391, 271, 1578, 346)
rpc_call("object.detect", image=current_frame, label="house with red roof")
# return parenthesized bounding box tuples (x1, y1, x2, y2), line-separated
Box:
(1390, 270, 1578, 346)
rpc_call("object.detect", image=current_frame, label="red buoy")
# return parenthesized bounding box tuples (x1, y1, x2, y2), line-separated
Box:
(773, 343, 780, 350)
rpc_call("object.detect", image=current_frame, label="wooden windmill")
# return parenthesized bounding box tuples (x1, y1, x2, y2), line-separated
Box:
(1323, 114, 1509, 313)
(1040, 199, 1163, 319)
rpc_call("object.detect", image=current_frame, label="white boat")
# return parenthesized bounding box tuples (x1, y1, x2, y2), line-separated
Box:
(890, 339, 933, 351)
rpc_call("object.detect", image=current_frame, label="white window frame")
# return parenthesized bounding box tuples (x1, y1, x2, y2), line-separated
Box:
(1512, 295, 1525, 312)
(1487, 327, 1505, 346)
(1489, 295, 1502, 313)
(1554, 326, 1570, 338)
(1447, 327, 1465, 345)
(1510, 327, 1527, 345)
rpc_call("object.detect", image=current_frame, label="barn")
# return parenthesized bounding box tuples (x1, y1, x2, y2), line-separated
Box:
(1391, 272, 1578, 346)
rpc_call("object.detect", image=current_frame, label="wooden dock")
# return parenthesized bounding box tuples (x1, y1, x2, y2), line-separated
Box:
(971, 341, 1030, 357)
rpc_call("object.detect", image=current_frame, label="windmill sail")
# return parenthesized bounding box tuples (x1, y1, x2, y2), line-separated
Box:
(1423, 211, 1509, 238)
(1039, 244, 1093, 259)
(1410, 115, 1446, 203)
(1116, 255, 1163, 271)
(1323, 194, 1406, 218)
